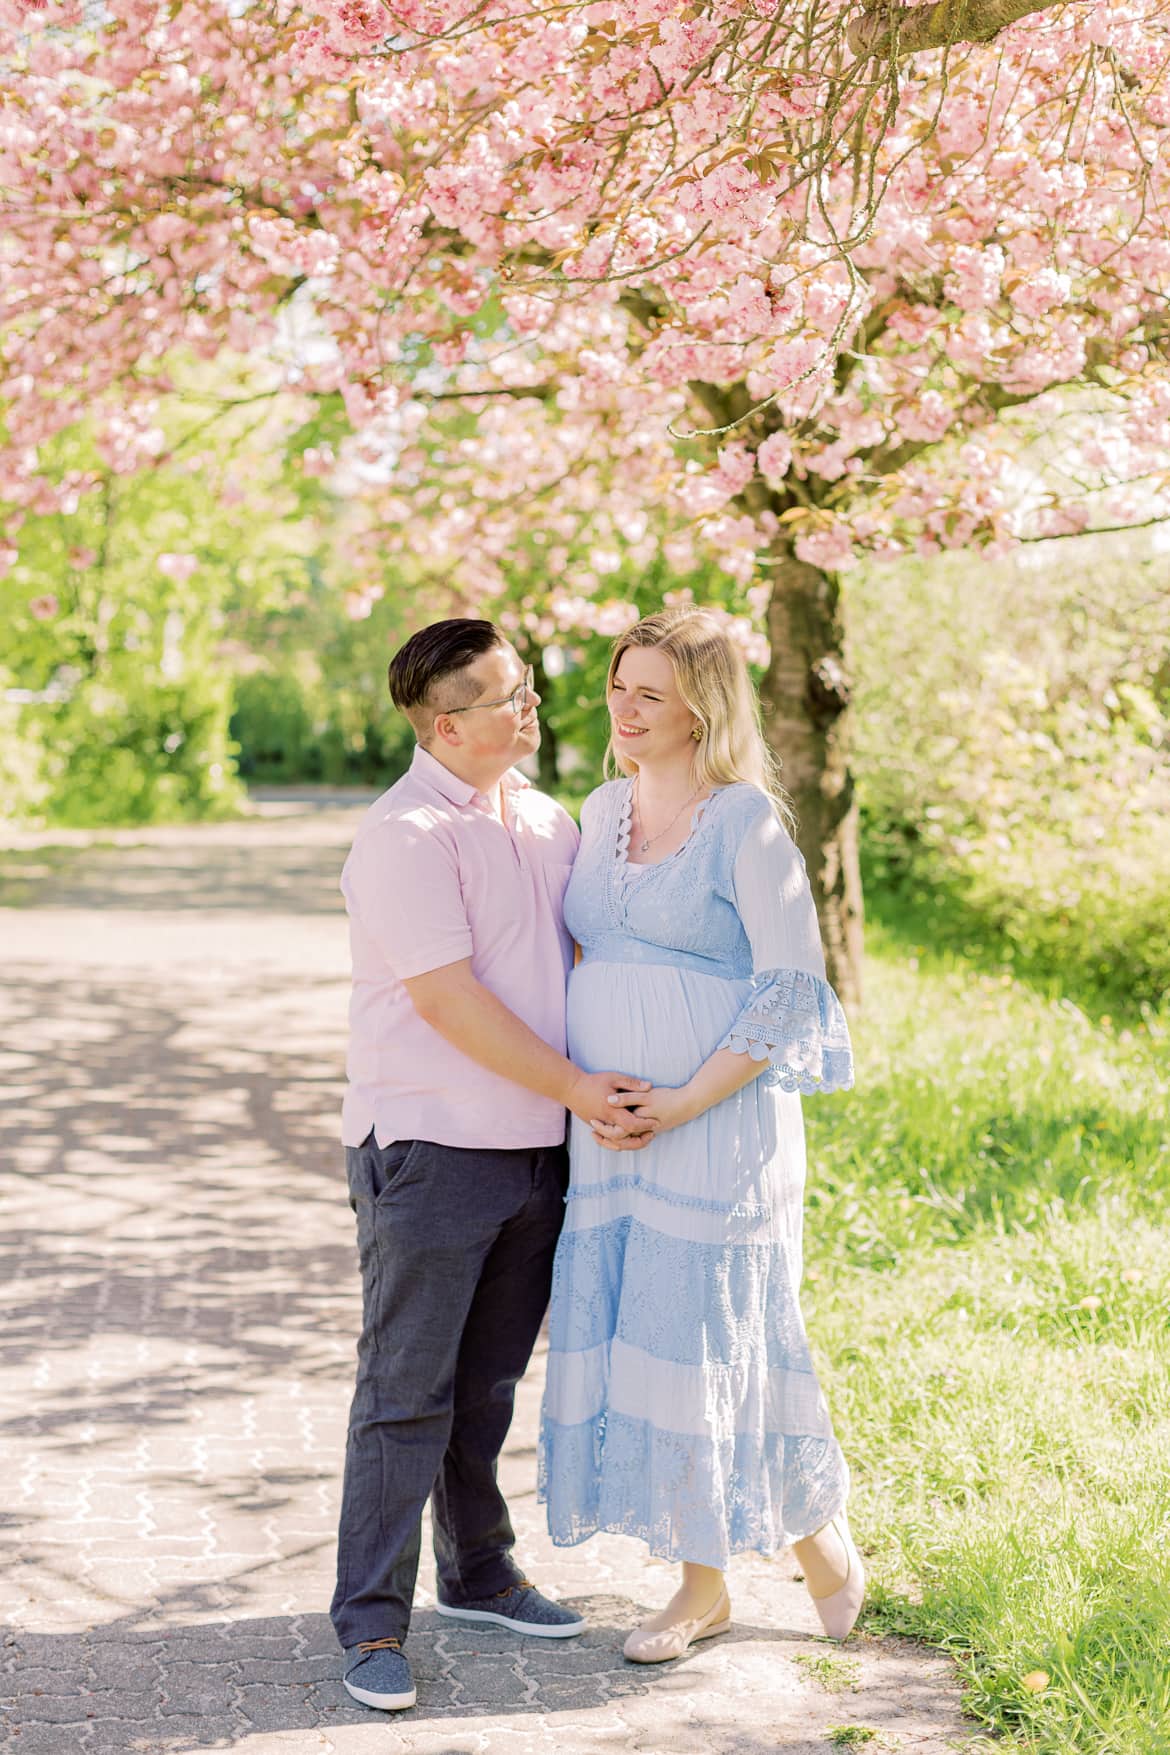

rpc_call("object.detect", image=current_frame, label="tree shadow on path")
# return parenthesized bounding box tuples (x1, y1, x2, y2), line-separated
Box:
(0, 802, 972, 1754)
(2, 1601, 957, 1754)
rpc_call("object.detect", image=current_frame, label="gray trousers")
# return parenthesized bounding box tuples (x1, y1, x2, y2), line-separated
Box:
(330, 1133, 568, 1649)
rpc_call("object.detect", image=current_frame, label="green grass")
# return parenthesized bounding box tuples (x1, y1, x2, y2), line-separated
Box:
(794, 1652, 862, 1694)
(806, 892, 1170, 1754)
(862, 852, 1170, 1022)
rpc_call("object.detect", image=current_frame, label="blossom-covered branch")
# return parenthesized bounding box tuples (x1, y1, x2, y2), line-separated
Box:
(1, 0, 1169, 594)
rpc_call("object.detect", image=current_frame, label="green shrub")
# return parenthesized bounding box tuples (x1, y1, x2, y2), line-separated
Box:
(34, 669, 244, 825)
(229, 660, 416, 787)
(0, 670, 51, 818)
(230, 670, 320, 782)
(851, 532, 1170, 1013)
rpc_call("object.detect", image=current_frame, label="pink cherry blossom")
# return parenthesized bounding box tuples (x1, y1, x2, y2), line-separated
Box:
(795, 521, 859, 572)
(322, 0, 389, 49)
(894, 390, 955, 445)
(1009, 269, 1072, 319)
(648, 16, 719, 82)
(712, 442, 754, 497)
(157, 553, 197, 583)
(944, 245, 1005, 312)
(757, 433, 793, 483)
(302, 446, 337, 476)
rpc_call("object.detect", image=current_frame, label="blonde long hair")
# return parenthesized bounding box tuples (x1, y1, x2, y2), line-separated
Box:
(604, 606, 795, 830)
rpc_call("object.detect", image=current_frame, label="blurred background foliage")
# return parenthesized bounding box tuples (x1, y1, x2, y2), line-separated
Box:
(849, 531, 1170, 1013)
(2, 409, 1167, 1011)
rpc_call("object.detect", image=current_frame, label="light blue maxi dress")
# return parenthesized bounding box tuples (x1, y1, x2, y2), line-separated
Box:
(538, 779, 855, 1569)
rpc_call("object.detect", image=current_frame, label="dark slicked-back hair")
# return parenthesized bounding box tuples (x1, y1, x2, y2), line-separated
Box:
(388, 618, 503, 744)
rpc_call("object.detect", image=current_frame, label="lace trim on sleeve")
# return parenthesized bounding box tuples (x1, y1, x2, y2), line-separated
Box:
(717, 966, 854, 1095)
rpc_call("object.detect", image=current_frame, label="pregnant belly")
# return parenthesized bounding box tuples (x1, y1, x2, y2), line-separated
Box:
(567, 959, 748, 1088)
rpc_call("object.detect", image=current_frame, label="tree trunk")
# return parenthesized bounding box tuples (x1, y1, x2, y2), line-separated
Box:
(530, 646, 560, 793)
(759, 545, 864, 1009)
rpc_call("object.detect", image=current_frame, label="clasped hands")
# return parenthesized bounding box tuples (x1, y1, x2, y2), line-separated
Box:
(565, 1069, 697, 1153)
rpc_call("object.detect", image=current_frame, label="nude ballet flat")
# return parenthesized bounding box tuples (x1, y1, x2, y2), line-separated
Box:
(806, 1517, 865, 1641)
(622, 1588, 732, 1664)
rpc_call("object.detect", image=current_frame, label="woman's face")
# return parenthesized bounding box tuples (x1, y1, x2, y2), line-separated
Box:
(608, 646, 698, 767)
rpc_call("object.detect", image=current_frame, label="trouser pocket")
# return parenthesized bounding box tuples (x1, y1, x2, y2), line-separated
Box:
(346, 1135, 419, 1357)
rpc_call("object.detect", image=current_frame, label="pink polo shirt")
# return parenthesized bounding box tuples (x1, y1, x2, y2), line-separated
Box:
(340, 745, 580, 1150)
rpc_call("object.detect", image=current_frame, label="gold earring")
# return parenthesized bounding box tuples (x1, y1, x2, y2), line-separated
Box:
(691, 725, 703, 741)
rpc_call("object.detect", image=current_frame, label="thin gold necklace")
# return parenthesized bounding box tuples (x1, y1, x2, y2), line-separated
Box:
(632, 776, 702, 854)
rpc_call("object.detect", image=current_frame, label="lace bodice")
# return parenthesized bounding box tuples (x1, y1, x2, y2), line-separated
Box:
(565, 780, 764, 977)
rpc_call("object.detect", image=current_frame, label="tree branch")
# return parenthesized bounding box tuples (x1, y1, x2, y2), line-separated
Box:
(1020, 513, 1170, 543)
(421, 385, 554, 402)
(848, 0, 1059, 60)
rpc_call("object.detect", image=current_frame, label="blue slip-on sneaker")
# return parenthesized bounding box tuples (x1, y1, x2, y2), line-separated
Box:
(342, 1637, 417, 1710)
(436, 1579, 586, 1639)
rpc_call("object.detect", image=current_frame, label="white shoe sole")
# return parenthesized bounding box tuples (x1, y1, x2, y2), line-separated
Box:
(343, 1676, 417, 1711)
(435, 1602, 586, 1638)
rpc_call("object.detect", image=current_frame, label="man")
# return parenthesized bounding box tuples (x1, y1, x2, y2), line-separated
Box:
(331, 618, 650, 1712)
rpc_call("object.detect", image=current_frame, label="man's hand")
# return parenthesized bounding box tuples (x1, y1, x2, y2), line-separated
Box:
(566, 1069, 655, 1149)
(598, 1083, 700, 1139)
(591, 1127, 658, 1152)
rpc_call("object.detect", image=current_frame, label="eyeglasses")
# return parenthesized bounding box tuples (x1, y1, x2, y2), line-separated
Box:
(445, 666, 536, 719)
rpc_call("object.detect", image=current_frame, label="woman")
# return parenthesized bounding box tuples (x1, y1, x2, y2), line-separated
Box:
(538, 606, 862, 1662)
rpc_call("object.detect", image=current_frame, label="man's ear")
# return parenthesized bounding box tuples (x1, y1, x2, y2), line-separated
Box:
(431, 712, 461, 749)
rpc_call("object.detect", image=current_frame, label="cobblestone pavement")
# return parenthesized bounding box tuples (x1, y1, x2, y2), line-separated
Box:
(0, 798, 972, 1755)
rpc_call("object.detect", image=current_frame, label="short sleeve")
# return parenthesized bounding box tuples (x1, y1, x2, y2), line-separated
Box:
(715, 799, 854, 1095)
(342, 813, 472, 980)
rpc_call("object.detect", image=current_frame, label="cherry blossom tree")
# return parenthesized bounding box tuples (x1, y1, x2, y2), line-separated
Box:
(3, 0, 1170, 995)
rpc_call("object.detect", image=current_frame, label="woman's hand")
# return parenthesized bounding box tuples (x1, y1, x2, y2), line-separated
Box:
(565, 1068, 654, 1146)
(594, 1082, 700, 1143)
(591, 1048, 766, 1150)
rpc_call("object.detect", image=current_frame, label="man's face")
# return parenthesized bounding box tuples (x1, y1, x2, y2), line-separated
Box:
(440, 644, 541, 766)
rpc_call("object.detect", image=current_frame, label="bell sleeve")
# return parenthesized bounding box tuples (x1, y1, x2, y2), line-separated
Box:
(716, 801, 855, 1095)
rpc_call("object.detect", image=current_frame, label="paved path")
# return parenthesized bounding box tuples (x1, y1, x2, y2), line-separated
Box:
(0, 799, 970, 1754)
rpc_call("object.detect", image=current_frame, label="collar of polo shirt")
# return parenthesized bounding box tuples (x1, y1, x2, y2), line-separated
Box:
(411, 745, 531, 809)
